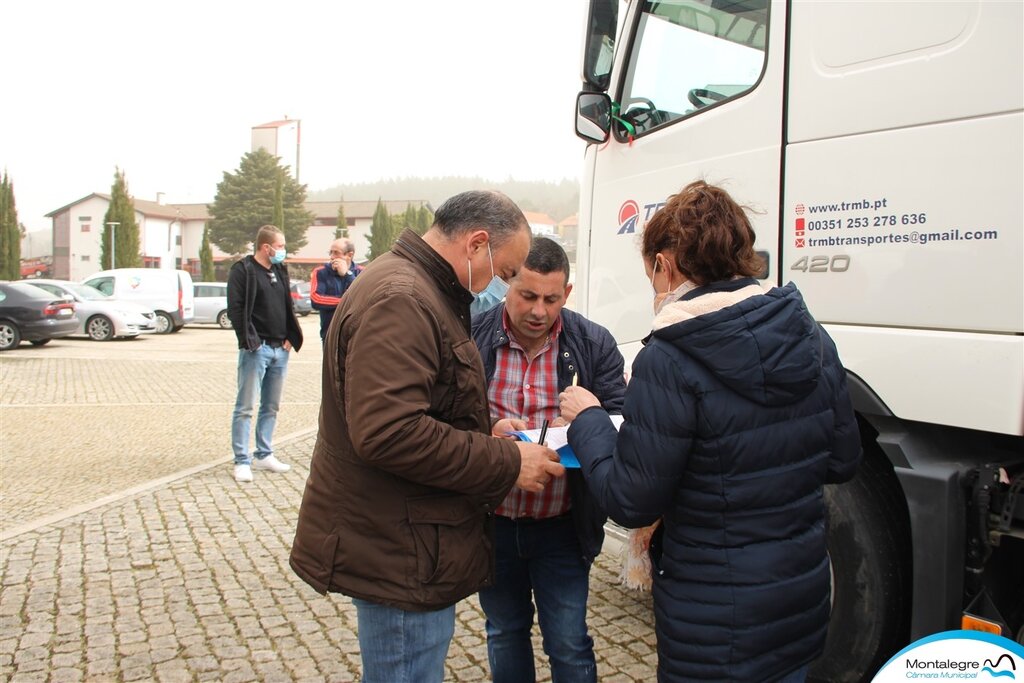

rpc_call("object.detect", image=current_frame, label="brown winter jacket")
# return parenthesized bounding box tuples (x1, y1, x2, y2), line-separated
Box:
(289, 229, 521, 612)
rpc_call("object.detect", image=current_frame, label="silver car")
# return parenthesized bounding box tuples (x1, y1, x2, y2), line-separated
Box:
(25, 279, 157, 341)
(192, 282, 231, 329)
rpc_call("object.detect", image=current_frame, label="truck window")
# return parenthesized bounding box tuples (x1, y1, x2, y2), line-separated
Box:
(616, 0, 769, 139)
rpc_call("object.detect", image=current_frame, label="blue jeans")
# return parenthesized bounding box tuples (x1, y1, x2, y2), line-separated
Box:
(478, 514, 596, 683)
(231, 344, 289, 464)
(352, 598, 455, 683)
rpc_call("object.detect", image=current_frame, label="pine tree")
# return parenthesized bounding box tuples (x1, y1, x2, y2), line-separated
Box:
(199, 226, 215, 281)
(335, 198, 347, 239)
(366, 199, 396, 261)
(208, 149, 314, 255)
(0, 172, 21, 280)
(101, 168, 142, 269)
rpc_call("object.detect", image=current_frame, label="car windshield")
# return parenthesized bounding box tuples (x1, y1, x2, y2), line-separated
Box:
(63, 282, 110, 300)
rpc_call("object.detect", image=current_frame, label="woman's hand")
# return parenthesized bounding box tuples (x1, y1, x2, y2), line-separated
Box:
(492, 418, 527, 438)
(559, 386, 600, 422)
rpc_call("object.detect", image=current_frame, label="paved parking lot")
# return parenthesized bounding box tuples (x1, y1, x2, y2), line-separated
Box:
(0, 314, 658, 681)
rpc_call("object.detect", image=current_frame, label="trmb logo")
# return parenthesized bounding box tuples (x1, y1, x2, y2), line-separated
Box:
(616, 199, 667, 235)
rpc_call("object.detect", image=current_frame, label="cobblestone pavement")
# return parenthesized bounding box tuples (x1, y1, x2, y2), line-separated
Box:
(0, 315, 658, 681)
(0, 319, 323, 536)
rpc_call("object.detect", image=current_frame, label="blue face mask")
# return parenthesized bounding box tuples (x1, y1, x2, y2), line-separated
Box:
(270, 247, 286, 265)
(468, 243, 509, 317)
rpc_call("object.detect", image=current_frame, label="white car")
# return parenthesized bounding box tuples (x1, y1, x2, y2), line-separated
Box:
(26, 279, 157, 341)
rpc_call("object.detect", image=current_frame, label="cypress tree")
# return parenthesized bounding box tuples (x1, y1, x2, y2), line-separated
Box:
(101, 168, 141, 269)
(273, 172, 285, 231)
(335, 198, 347, 239)
(416, 205, 433, 235)
(0, 172, 21, 280)
(199, 225, 215, 281)
(366, 199, 395, 261)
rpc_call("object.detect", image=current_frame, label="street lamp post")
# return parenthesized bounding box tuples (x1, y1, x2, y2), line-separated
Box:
(106, 222, 119, 269)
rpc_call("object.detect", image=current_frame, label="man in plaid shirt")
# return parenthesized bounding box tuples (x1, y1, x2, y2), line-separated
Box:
(471, 237, 626, 683)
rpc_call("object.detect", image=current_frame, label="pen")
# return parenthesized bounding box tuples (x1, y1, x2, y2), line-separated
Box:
(572, 372, 578, 386)
(538, 419, 550, 446)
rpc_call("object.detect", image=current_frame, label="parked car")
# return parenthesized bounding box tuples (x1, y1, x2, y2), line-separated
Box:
(192, 282, 231, 329)
(26, 279, 157, 341)
(290, 281, 312, 316)
(0, 282, 78, 351)
(82, 268, 195, 334)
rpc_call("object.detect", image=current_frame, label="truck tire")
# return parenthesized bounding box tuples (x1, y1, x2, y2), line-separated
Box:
(810, 444, 913, 683)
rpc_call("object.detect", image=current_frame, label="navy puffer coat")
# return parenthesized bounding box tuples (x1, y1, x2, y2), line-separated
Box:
(567, 278, 861, 683)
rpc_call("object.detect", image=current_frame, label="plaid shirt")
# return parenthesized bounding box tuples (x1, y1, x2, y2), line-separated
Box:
(489, 310, 570, 519)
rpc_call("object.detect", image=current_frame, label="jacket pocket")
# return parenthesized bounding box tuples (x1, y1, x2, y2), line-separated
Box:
(406, 494, 486, 586)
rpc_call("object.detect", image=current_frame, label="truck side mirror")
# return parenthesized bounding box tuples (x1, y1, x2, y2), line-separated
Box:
(576, 92, 612, 144)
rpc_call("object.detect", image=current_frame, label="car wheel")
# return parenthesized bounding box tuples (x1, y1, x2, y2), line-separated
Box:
(87, 315, 115, 341)
(154, 311, 174, 334)
(171, 324, 184, 333)
(29, 339, 51, 346)
(0, 321, 20, 351)
(217, 310, 232, 329)
(809, 444, 912, 683)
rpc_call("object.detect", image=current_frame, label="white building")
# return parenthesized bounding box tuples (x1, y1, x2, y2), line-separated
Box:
(46, 193, 431, 281)
(251, 119, 301, 181)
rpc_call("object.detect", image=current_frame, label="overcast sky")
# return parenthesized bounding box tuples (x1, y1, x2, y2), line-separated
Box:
(3, 0, 590, 232)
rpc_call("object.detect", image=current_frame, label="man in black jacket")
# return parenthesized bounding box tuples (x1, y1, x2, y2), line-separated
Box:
(471, 237, 625, 683)
(226, 225, 303, 483)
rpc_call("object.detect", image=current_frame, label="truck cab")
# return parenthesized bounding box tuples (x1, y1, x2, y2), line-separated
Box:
(572, 1, 1023, 680)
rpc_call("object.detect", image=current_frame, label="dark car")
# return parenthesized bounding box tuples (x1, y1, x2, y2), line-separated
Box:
(290, 281, 312, 316)
(0, 281, 79, 351)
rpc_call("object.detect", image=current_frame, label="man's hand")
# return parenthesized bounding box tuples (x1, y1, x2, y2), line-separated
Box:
(558, 386, 600, 422)
(514, 442, 565, 493)
(331, 256, 351, 276)
(492, 418, 527, 438)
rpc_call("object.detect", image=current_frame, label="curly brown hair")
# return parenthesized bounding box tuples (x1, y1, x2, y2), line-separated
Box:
(641, 181, 764, 285)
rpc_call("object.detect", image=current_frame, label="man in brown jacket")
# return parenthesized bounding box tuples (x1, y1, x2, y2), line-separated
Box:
(290, 190, 565, 683)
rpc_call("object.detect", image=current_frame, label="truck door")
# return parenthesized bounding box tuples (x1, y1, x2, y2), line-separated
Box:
(581, 0, 785, 348)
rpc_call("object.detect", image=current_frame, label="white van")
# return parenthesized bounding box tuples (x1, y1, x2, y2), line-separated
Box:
(83, 268, 195, 334)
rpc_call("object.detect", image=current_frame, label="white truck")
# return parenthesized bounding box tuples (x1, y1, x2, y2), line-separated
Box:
(571, 1, 1023, 680)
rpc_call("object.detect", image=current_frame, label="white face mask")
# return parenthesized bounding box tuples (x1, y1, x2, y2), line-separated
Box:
(650, 258, 697, 314)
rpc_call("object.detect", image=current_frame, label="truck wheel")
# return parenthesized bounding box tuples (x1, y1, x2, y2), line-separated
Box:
(810, 444, 912, 682)
(87, 315, 114, 341)
(154, 312, 174, 334)
(0, 321, 20, 350)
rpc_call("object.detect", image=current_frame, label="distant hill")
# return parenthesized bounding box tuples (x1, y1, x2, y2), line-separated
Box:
(309, 176, 580, 222)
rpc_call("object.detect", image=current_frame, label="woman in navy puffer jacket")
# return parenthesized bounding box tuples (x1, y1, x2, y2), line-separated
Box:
(560, 181, 862, 683)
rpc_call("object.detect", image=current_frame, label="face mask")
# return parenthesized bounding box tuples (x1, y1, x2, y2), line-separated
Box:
(650, 258, 696, 314)
(270, 247, 286, 265)
(468, 243, 509, 316)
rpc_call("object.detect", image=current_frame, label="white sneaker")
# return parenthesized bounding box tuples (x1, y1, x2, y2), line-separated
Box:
(234, 464, 253, 482)
(252, 455, 290, 473)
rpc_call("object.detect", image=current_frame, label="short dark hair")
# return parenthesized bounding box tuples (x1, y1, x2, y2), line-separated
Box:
(523, 236, 570, 284)
(641, 181, 764, 284)
(432, 190, 528, 248)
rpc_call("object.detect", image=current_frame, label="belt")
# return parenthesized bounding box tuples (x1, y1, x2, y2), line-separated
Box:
(262, 338, 284, 348)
